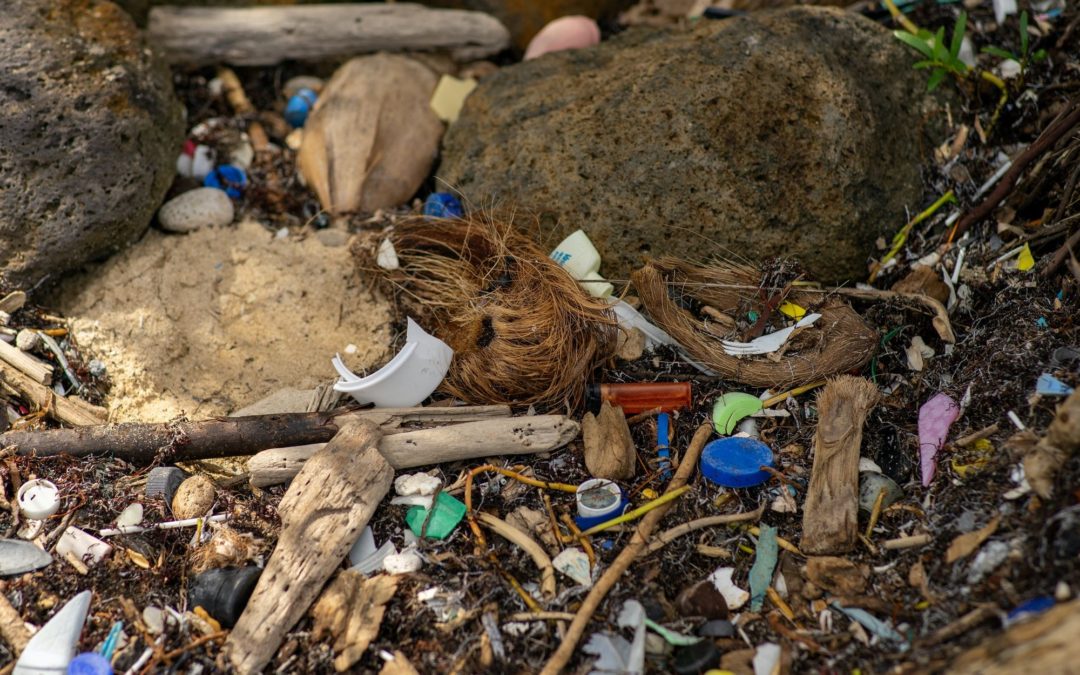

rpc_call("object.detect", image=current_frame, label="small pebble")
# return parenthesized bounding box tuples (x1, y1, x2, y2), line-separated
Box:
(383, 549, 423, 574)
(171, 474, 216, 520)
(88, 359, 107, 378)
(1056, 581, 1072, 601)
(315, 228, 349, 248)
(116, 503, 143, 528)
(15, 329, 41, 352)
(142, 606, 165, 635)
(697, 619, 735, 638)
(158, 188, 234, 233)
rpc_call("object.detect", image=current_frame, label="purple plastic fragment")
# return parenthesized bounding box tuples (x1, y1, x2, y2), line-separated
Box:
(918, 393, 960, 486)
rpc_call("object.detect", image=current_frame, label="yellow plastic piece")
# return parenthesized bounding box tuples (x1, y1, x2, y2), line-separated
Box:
(430, 75, 478, 124)
(641, 488, 659, 500)
(779, 301, 807, 320)
(1017, 243, 1035, 271)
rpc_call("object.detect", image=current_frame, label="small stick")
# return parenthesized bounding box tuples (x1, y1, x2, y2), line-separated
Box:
(508, 612, 577, 622)
(0, 585, 31, 655)
(644, 505, 766, 554)
(882, 533, 932, 549)
(956, 424, 1000, 448)
(918, 604, 999, 647)
(864, 488, 886, 539)
(538, 423, 713, 675)
(0, 340, 52, 385)
(0, 361, 105, 427)
(477, 512, 556, 600)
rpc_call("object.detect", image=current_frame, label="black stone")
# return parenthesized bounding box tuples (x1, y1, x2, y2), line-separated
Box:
(673, 639, 721, 675)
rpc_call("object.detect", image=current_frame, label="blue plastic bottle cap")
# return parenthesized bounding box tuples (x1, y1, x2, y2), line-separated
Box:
(699, 437, 774, 488)
(203, 164, 248, 199)
(67, 652, 113, 675)
(284, 87, 318, 128)
(423, 192, 464, 218)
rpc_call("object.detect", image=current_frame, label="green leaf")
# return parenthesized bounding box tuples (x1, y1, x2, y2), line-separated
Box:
(981, 45, 1016, 59)
(1020, 11, 1029, 56)
(927, 68, 947, 91)
(1032, 48, 1048, 62)
(894, 30, 935, 58)
(950, 12, 967, 60)
(933, 27, 948, 61)
(912, 59, 938, 69)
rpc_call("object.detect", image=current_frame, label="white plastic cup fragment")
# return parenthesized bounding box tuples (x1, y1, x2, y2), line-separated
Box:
(17, 479, 60, 521)
(332, 318, 453, 408)
(13, 589, 91, 675)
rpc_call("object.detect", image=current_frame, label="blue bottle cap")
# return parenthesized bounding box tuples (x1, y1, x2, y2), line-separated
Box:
(284, 88, 317, 128)
(423, 192, 464, 219)
(68, 653, 112, 675)
(700, 437, 774, 488)
(204, 164, 248, 199)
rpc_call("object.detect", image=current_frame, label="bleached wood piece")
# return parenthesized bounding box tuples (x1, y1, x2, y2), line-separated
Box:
(951, 599, 1080, 674)
(148, 4, 511, 66)
(248, 415, 580, 487)
(225, 421, 393, 675)
(0, 361, 106, 427)
(0, 340, 53, 385)
(801, 377, 879, 555)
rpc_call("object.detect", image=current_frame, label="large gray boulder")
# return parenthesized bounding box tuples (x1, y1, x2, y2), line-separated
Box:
(0, 0, 184, 291)
(439, 7, 927, 283)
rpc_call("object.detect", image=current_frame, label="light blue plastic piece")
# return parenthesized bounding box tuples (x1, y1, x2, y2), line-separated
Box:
(1037, 373, 1074, 396)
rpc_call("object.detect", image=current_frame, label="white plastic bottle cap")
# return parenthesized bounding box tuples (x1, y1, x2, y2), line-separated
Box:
(575, 479, 623, 519)
(17, 479, 60, 521)
(550, 230, 613, 298)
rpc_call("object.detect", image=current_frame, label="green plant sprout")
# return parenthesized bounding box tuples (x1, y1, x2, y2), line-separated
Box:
(980, 11, 1049, 73)
(884, 0, 1008, 130)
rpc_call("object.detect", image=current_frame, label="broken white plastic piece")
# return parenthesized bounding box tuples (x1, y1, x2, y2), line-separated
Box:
(116, 503, 144, 529)
(993, 0, 1017, 24)
(394, 473, 442, 497)
(721, 313, 821, 356)
(332, 318, 453, 407)
(753, 642, 782, 675)
(13, 590, 91, 675)
(376, 238, 400, 271)
(708, 566, 748, 610)
(56, 527, 112, 567)
(383, 548, 423, 574)
(550, 230, 614, 299)
(553, 548, 593, 587)
(348, 526, 377, 566)
(611, 300, 675, 350)
(17, 479, 60, 521)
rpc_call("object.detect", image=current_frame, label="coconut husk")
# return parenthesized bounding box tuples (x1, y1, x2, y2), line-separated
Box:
(632, 258, 877, 388)
(357, 214, 617, 408)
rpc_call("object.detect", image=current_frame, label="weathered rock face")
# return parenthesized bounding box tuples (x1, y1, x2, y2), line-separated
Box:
(0, 0, 184, 292)
(439, 7, 926, 283)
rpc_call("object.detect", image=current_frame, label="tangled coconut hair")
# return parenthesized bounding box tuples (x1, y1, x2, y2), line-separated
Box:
(358, 214, 618, 409)
(632, 257, 877, 388)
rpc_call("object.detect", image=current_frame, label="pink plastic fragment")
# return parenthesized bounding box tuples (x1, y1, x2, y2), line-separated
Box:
(524, 16, 601, 61)
(918, 393, 960, 486)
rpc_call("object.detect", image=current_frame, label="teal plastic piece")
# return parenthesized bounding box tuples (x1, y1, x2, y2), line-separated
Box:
(712, 392, 763, 435)
(406, 492, 467, 540)
(748, 525, 778, 612)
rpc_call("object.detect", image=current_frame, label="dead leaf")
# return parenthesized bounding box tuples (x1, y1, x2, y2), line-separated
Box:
(379, 650, 420, 675)
(908, 560, 932, 601)
(946, 515, 1002, 563)
(805, 557, 869, 596)
(582, 400, 636, 480)
(312, 571, 400, 672)
(298, 54, 443, 214)
(505, 506, 559, 553)
(891, 265, 951, 306)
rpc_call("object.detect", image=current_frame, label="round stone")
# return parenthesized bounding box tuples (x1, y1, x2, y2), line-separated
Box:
(171, 474, 217, 520)
(158, 188, 234, 233)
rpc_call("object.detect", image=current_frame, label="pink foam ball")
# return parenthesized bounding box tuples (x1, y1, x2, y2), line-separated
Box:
(524, 16, 601, 61)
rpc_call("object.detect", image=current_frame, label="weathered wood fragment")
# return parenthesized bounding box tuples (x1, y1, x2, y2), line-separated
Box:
(801, 377, 879, 554)
(0, 340, 53, 385)
(225, 421, 392, 675)
(0, 361, 105, 427)
(950, 598, 1080, 674)
(148, 4, 510, 66)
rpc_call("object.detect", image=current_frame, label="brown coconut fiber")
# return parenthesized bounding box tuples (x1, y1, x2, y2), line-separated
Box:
(632, 258, 877, 388)
(358, 214, 617, 409)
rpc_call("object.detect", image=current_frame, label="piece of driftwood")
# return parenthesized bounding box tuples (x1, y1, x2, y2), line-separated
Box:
(148, 3, 510, 66)
(950, 598, 1080, 674)
(801, 377, 880, 555)
(581, 401, 636, 480)
(0, 340, 53, 385)
(0, 361, 105, 427)
(248, 415, 580, 487)
(225, 421, 393, 675)
(0, 405, 510, 462)
(311, 571, 399, 672)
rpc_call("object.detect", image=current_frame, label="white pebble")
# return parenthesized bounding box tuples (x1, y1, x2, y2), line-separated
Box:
(116, 503, 144, 528)
(344, 343, 358, 355)
(383, 549, 423, 574)
(158, 188, 234, 233)
(15, 329, 40, 352)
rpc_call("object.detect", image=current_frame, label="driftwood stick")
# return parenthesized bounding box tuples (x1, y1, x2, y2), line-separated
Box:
(801, 377, 880, 555)
(0, 340, 53, 386)
(0, 584, 30, 655)
(248, 415, 580, 487)
(950, 598, 1080, 674)
(148, 3, 511, 66)
(225, 421, 393, 675)
(1, 405, 510, 462)
(0, 362, 105, 427)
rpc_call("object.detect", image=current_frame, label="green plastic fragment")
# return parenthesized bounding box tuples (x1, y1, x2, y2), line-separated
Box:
(643, 618, 701, 646)
(406, 492, 467, 540)
(712, 392, 764, 435)
(748, 525, 778, 612)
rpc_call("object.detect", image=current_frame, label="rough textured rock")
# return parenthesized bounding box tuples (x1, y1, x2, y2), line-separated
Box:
(0, 0, 184, 292)
(439, 7, 926, 283)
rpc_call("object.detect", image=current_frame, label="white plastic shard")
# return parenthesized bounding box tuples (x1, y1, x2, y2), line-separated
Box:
(720, 313, 822, 356)
(0, 539, 52, 576)
(332, 317, 453, 407)
(14, 590, 92, 675)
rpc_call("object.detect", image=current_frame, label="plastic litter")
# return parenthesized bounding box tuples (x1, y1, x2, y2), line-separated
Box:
(0, 539, 53, 576)
(332, 317, 453, 407)
(13, 589, 92, 675)
(144, 466, 187, 501)
(994, 0, 1018, 25)
(643, 619, 699, 647)
(967, 540, 1010, 583)
(748, 525, 778, 612)
(707, 567, 748, 610)
(575, 479, 626, 525)
(56, 527, 112, 567)
(98, 514, 227, 537)
(553, 548, 593, 587)
(115, 503, 143, 529)
(422, 192, 464, 219)
(657, 412, 672, 479)
(188, 566, 262, 628)
(918, 393, 960, 486)
(859, 472, 903, 513)
(284, 87, 317, 128)
(203, 164, 248, 199)
(778, 301, 806, 319)
(1050, 347, 1080, 368)
(352, 541, 397, 575)
(348, 526, 377, 566)
(697, 619, 735, 637)
(429, 75, 477, 124)
(1037, 373, 1075, 396)
(753, 643, 782, 675)
(383, 548, 424, 574)
(405, 492, 466, 540)
(833, 603, 908, 649)
(712, 392, 764, 435)
(720, 313, 821, 356)
(586, 382, 692, 414)
(700, 437, 774, 488)
(583, 599, 646, 675)
(17, 479, 60, 520)
(394, 472, 442, 497)
(611, 300, 676, 351)
(550, 230, 614, 298)
(1006, 596, 1055, 626)
(66, 653, 111, 675)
